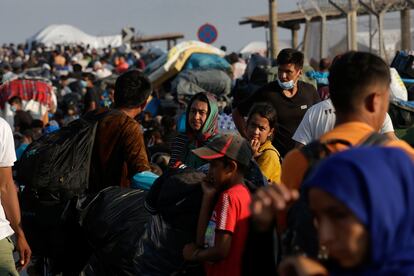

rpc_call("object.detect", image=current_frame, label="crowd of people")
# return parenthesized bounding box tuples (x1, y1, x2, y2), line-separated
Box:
(0, 40, 414, 276)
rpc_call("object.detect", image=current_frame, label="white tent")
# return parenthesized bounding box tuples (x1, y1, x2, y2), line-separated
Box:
(239, 40, 292, 57)
(27, 24, 122, 49)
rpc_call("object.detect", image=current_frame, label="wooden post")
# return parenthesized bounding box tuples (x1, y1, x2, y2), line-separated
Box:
(320, 14, 327, 58)
(303, 19, 311, 62)
(167, 40, 171, 50)
(291, 24, 300, 49)
(400, 7, 411, 51)
(378, 12, 385, 58)
(269, 0, 278, 59)
(349, 9, 358, 50)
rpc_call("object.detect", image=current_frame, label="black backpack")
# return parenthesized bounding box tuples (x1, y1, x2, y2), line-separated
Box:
(17, 110, 110, 201)
(282, 133, 389, 259)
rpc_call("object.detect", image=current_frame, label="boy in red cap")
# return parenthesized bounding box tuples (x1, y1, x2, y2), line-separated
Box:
(183, 133, 252, 276)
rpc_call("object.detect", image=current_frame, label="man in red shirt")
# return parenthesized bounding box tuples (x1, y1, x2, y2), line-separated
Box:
(183, 134, 252, 276)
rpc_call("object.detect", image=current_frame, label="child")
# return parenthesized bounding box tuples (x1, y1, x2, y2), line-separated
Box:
(183, 134, 252, 276)
(246, 102, 281, 183)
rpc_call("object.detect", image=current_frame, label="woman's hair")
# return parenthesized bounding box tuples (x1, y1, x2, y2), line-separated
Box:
(189, 92, 210, 110)
(247, 102, 277, 129)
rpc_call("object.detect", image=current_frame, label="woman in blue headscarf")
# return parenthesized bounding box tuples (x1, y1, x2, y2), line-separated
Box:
(284, 146, 414, 276)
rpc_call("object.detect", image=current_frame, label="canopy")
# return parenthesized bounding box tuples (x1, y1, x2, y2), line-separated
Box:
(27, 24, 122, 49)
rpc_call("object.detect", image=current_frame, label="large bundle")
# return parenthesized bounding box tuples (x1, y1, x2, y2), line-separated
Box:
(171, 69, 231, 100)
(132, 168, 205, 276)
(146, 40, 225, 88)
(0, 78, 54, 124)
(81, 187, 151, 274)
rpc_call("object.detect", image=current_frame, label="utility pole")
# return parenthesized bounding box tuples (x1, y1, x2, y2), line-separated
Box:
(400, 2, 412, 51)
(269, 0, 278, 59)
(348, 0, 358, 51)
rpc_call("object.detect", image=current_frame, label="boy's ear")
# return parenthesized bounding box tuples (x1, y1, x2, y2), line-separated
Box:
(227, 159, 238, 174)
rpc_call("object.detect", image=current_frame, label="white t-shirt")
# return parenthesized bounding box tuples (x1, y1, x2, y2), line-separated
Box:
(0, 117, 16, 240)
(292, 99, 394, 145)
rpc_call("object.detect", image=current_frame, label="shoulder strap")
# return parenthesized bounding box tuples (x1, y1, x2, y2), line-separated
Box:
(360, 132, 389, 146)
(300, 139, 352, 168)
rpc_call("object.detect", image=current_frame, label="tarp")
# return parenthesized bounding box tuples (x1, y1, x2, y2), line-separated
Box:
(27, 24, 122, 49)
(171, 68, 232, 99)
(147, 40, 225, 88)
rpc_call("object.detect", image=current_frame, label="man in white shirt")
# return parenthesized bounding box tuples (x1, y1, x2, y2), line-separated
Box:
(0, 117, 31, 274)
(293, 99, 397, 146)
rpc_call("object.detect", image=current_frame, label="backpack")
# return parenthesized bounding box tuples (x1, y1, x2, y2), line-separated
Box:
(282, 133, 389, 259)
(17, 110, 110, 201)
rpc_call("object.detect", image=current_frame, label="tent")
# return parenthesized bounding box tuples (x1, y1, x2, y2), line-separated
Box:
(27, 24, 122, 49)
(239, 40, 292, 57)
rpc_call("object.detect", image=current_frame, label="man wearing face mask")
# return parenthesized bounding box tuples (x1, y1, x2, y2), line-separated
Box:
(232, 49, 320, 157)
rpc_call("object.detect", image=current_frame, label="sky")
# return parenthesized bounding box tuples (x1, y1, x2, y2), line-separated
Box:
(0, 0, 298, 51)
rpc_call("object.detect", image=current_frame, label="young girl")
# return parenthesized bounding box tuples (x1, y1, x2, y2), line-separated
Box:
(246, 102, 281, 183)
(279, 147, 414, 275)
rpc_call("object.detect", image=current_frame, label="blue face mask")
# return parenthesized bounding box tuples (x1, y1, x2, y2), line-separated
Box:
(80, 80, 88, 88)
(277, 79, 295, 90)
(10, 106, 17, 112)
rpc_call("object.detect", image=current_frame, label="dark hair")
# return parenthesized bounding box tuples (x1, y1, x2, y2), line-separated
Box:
(8, 96, 22, 105)
(72, 63, 82, 72)
(276, 48, 304, 69)
(247, 102, 278, 129)
(187, 92, 210, 115)
(225, 52, 239, 64)
(114, 70, 152, 108)
(82, 72, 95, 82)
(189, 92, 209, 105)
(31, 119, 44, 128)
(329, 51, 391, 114)
(319, 58, 331, 71)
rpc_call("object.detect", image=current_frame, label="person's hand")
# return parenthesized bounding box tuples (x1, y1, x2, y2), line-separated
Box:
(250, 138, 261, 158)
(278, 256, 328, 276)
(15, 234, 31, 271)
(183, 243, 200, 261)
(251, 183, 299, 231)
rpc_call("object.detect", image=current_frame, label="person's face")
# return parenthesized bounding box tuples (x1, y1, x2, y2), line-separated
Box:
(246, 113, 274, 145)
(188, 100, 209, 131)
(207, 158, 233, 189)
(309, 188, 369, 268)
(277, 63, 302, 83)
